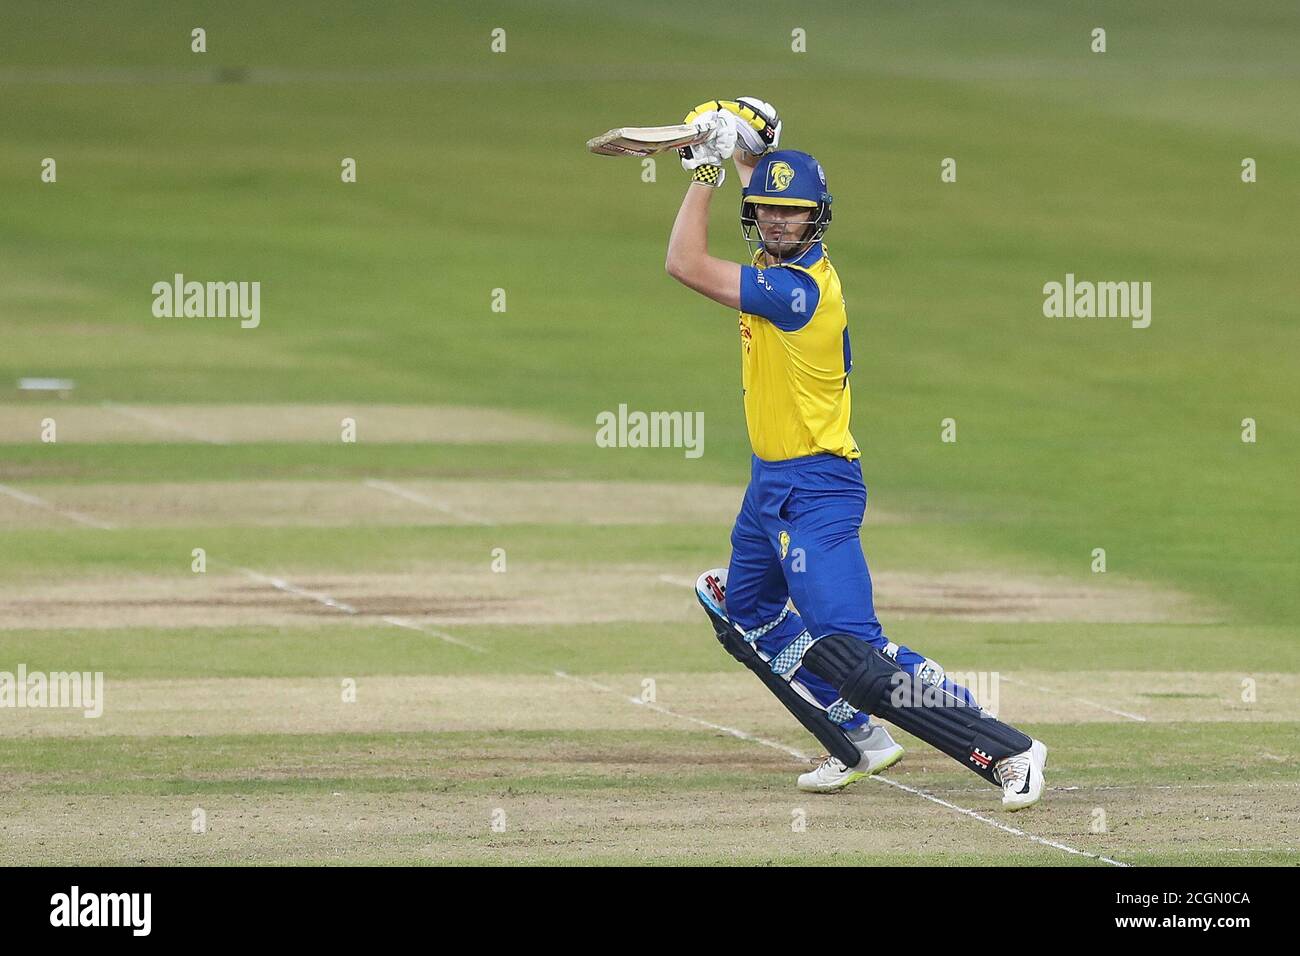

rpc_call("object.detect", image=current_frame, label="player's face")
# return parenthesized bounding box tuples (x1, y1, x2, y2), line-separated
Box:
(751, 203, 814, 259)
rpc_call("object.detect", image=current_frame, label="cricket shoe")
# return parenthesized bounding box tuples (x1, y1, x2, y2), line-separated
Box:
(797, 725, 904, 793)
(995, 738, 1048, 811)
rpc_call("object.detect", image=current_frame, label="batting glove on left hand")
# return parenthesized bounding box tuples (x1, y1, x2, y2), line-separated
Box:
(684, 98, 781, 157)
(679, 111, 738, 187)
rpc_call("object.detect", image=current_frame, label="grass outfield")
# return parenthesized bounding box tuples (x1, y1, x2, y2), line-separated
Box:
(1, 1, 1297, 865)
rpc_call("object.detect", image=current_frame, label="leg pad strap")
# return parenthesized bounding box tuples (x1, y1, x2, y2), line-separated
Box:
(700, 600, 862, 767)
(803, 634, 1031, 785)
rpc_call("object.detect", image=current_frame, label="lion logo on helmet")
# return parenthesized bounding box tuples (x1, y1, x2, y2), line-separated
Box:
(767, 161, 795, 192)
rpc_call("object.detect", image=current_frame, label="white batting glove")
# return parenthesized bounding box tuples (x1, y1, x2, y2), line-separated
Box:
(679, 112, 738, 186)
(683, 98, 781, 161)
(731, 96, 782, 156)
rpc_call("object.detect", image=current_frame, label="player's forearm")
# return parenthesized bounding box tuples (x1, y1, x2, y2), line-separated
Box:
(733, 151, 758, 188)
(665, 182, 714, 277)
(665, 182, 743, 308)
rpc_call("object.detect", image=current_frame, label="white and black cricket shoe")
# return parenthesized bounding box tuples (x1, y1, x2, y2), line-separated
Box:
(797, 725, 904, 793)
(995, 738, 1048, 810)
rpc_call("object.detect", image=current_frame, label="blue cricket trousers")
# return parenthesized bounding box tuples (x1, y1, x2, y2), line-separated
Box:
(725, 452, 978, 731)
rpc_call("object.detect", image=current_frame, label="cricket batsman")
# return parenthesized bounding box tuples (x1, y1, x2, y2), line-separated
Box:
(664, 99, 1048, 809)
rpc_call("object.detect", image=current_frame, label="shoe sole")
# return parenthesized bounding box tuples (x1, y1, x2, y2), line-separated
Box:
(798, 745, 905, 793)
(865, 744, 905, 776)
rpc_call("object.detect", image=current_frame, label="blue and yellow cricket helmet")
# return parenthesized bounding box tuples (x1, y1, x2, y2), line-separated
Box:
(741, 149, 833, 259)
(743, 149, 831, 208)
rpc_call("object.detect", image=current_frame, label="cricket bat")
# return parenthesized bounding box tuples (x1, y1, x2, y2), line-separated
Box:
(586, 123, 707, 157)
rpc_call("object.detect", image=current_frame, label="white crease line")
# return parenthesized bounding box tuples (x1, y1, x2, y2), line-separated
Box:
(556, 670, 1127, 867)
(237, 566, 486, 653)
(555, 671, 811, 759)
(657, 574, 699, 588)
(868, 774, 1127, 866)
(362, 478, 494, 526)
(381, 615, 487, 654)
(1002, 675, 1148, 722)
(0, 482, 115, 530)
(239, 567, 358, 612)
(100, 402, 228, 444)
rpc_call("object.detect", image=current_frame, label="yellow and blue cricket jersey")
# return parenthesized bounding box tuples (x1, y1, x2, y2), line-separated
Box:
(728, 241, 982, 728)
(720, 150, 990, 743)
(738, 241, 859, 462)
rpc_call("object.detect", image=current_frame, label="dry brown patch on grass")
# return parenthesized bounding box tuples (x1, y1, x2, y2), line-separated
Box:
(1036, 783, 1300, 861)
(0, 560, 1209, 633)
(0, 493, 57, 528)
(0, 478, 756, 528)
(8, 727, 1289, 865)
(0, 404, 584, 444)
(2, 669, 1293, 864)
(384, 479, 752, 526)
(571, 671, 1300, 735)
(0, 675, 694, 739)
(7, 670, 1293, 742)
(0, 787, 1076, 866)
(0, 573, 330, 630)
(7, 481, 420, 529)
(873, 570, 1213, 623)
(0, 565, 704, 630)
(2, 769, 1289, 866)
(999, 670, 1300, 724)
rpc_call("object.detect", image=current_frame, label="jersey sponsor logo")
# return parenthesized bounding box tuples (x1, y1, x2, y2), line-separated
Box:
(767, 161, 795, 192)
